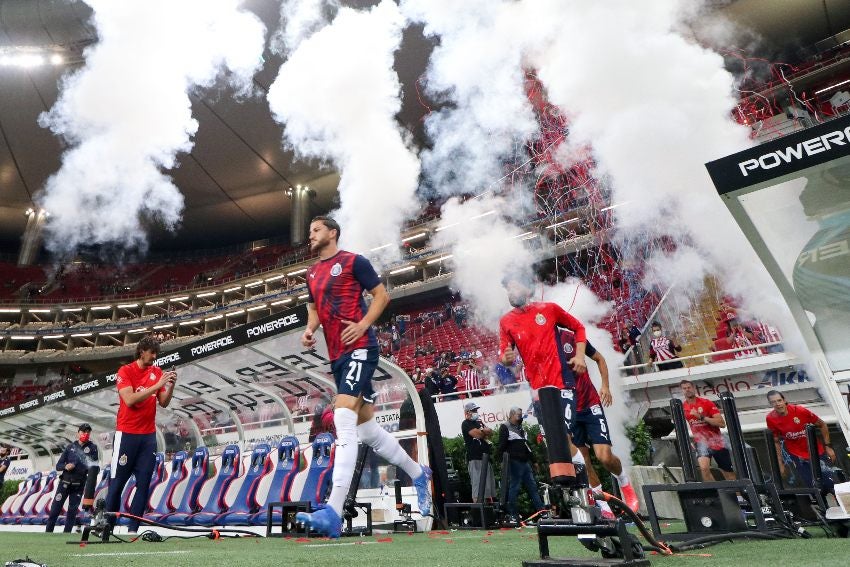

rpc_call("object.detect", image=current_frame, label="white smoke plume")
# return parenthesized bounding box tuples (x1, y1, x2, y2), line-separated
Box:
(524, 0, 795, 328)
(268, 0, 419, 262)
(431, 195, 538, 328)
(402, 0, 538, 196)
(38, 0, 266, 257)
(273, 0, 338, 55)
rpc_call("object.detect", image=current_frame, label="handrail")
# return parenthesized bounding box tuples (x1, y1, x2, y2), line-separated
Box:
(430, 381, 530, 402)
(618, 340, 783, 372)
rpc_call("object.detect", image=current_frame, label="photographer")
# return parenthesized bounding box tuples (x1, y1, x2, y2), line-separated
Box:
(497, 407, 545, 522)
(46, 423, 99, 533)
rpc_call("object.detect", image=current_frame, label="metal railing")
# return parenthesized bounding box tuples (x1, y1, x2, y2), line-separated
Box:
(618, 340, 784, 374)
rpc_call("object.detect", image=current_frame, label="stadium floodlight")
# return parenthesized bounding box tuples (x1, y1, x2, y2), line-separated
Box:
(170, 296, 190, 302)
(71, 332, 92, 337)
(117, 303, 139, 309)
(128, 328, 149, 334)
(10, 336, 35, 340)
(179, 320, 201, 326)
(599, 201, 630, 212)
(389, 266, 415, 275)
(99, 331, 121, 336)
(145, 300, 165, 306)
(270, 298, 293, 306)
(153, 323, 174, 329)
(61, 307, 83, 312)
(226, 310, 246, 317)
(401, 232, 427, 243)
(0, 308, 21, 313)
(434, 222, 460, 232)
(28, 308, 51, 313)
(815, 78, 850, 95)
(470, 210, 496, 220)
(264, 275, 285, 282)
(545, 218, 578, 229)
(297, 294, 309, 299)
(245, 281, 264, 288)
(197, 291, 218, 297)
(90, 305, 112, 310)
(426, 255, 453, 264)
(370, 243, 393, 251)
(42, 334, 65, 339)
(224, 286, 242, 293)
(205, 314, 223, 321)
(49, 53, 64, 65)
(246, 304, 267, 312)
(287, 268, 308, 276)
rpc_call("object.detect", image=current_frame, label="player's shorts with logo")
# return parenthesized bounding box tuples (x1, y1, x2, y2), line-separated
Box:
(558, 388, 577, 433)
(331, 346, 379, 403)
(571, 404, 612, 447)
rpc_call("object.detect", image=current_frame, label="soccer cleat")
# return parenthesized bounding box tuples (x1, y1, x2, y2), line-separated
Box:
(414, 465, 433, 516)
(620, 483, 640, 512)
(296, 506, 342, 538)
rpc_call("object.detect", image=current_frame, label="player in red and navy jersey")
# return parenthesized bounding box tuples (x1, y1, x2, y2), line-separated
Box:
(558, 328, 639, 513)
(297, 216, 431, 537)
(766, 390, 836, 495)
(104, 335, 176, 532)
(680, 380, 736, 482)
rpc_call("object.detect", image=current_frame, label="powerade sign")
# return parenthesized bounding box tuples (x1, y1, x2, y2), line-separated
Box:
(0, 304, 306, 418)
(706, 113, 850, 194)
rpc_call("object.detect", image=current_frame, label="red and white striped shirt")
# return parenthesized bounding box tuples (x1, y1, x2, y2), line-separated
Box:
(650, 336, 677, 362)
(459, 367, 481, 393)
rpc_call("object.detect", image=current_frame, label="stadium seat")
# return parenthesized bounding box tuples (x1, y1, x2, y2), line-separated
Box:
(20, 470, 58, 525)
(155, 447, 210, 524)
(213, 443, 273, 526)
(250, 436, 303, 526)
(147, 451, 189, 519)
(2, 472, 42, 524)
(268, 433, 335, 533)
(185, 445, 242, 526)
(1, 474, 33, 520)
(117, 452, 165, 526)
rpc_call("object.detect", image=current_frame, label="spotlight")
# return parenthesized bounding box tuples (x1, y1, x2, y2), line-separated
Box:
(49, 53, 64, 65)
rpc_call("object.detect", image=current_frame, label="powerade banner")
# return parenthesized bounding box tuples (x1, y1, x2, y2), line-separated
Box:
(0, 304, 306, 418)
(706, 113, 850, 194)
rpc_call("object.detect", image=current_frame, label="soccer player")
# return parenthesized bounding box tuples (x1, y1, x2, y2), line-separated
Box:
(296, 216, 431, 537)
(558, 327, 639, 514)
(680, 380, 736, 481)
(46, 423, 99, 533)
(104, 336, 176, 533)
(499, 275, 591, 489)
(765, 390, 836, 495)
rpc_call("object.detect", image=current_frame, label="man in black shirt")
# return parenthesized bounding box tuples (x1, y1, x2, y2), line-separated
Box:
(0, 445, 10, 486)
(497, 407, 545, 521)
(46, 423, 100, 533)
(461, 402, 494, 502)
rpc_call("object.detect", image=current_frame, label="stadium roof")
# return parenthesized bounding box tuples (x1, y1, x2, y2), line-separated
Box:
(0, 0, 847, 254)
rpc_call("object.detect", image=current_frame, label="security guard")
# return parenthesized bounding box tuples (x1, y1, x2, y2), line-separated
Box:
(46, 423, 99, 533)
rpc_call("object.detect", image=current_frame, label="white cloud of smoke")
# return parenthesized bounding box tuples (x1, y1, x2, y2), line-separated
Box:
(268, 0, 419, 262)
(38, 0, 266, 257)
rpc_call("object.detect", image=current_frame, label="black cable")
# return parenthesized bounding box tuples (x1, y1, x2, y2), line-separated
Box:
(669, 531, 786, 552)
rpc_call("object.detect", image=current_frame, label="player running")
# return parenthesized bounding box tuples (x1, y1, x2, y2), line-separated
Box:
(296, 216, 431, 538)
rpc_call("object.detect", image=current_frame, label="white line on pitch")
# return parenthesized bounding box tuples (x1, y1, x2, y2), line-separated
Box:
(70, 550, 193, 558)
(305, 541, 380, 548)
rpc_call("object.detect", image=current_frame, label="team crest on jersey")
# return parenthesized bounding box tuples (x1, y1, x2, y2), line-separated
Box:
(563, 343, 574, 355)
(698, 407, 704, 414)
(317, 455, 324, 466)
(149, 373, 156, 381)
(561, 389, 574, 400)
(793, 417, 800, 424)
(119, 454, 128, 466)
(83, 447, 90, 454)
(331, 263, 343, 277)
(55, 494, 62, 502)
(535, 313, 546, 325)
